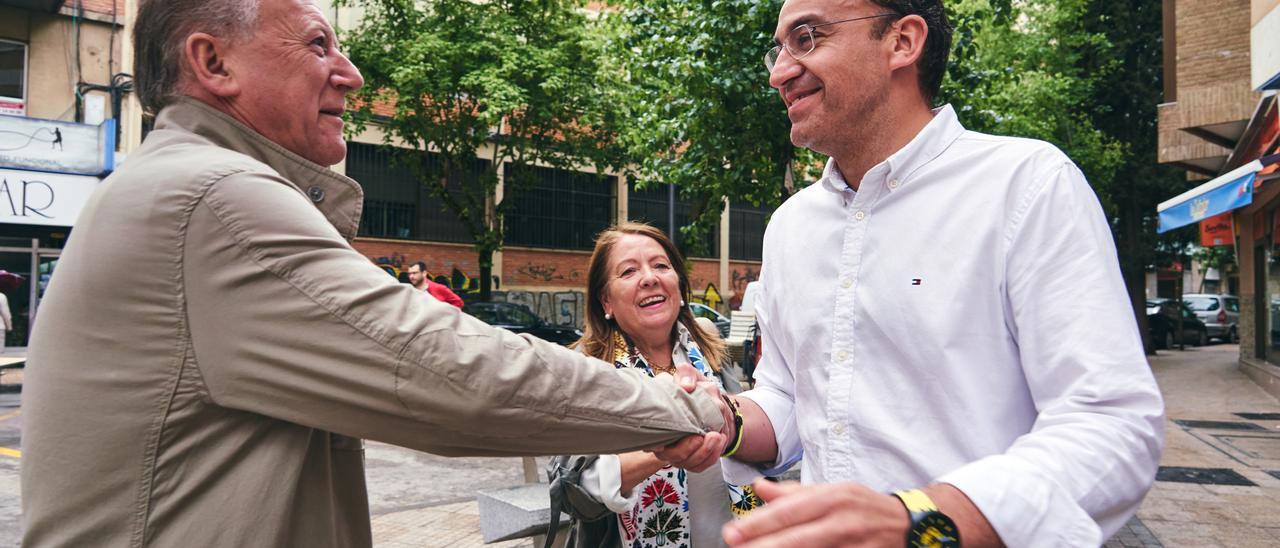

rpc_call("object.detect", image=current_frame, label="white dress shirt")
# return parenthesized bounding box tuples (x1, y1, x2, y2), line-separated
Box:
(721, 105, 1165, 547)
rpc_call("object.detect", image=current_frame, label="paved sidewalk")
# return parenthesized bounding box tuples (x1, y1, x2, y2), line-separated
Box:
(1128, 344, 1280, 547)
(373, 345, 1280, 547)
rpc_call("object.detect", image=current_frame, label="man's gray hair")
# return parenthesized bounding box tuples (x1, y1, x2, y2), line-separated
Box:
(133, 0, 262, 113)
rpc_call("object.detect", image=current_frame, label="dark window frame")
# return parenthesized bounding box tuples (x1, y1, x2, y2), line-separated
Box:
(503, 164, 616, 251)
(729, 200, 773, 261)
(627, 182, 720, 258)
(345, 142, 480, 244)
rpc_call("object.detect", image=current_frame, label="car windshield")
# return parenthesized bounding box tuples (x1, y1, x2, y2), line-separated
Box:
(1184, 297, 1219, 311)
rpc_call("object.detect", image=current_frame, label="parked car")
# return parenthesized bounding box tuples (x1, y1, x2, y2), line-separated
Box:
(462, 301, 582, 346)
(688, 302, 731, 338)
(1145, 297, 1168, 316)
(1147, 299, 1209, 349)
(1182, 293, 1240, 343)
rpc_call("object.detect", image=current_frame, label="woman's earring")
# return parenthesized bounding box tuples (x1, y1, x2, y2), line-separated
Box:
(680, 299, 686, 306)
(604, 312, 612, 320)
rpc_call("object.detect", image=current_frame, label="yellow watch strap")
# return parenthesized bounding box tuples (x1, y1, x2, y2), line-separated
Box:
(893, 489, 939, 513)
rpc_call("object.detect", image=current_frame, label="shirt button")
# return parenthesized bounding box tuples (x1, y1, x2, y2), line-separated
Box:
(841, 278, 852, 289)
(308, 186, 326, 203)
(889, 179, 900, 189)
(831, 423, 846, 436)
(854, 210, 866, 221)
(836, 350, 848, 362)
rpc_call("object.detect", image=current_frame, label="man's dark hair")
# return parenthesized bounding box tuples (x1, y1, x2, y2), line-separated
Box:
(411, 261, 428, 272)
(868, 0, 952, 101)
(133, 0, 261, 114)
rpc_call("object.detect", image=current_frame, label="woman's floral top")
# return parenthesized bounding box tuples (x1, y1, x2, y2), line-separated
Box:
(609, 328, 764, 547)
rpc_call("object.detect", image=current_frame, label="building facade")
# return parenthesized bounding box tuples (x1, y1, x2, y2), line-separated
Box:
(0, 0, 129, 348)
(1157, 0, 1280, 395)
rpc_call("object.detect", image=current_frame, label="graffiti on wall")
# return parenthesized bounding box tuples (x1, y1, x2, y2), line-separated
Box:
(514, 262, 583, 283)
(372, 253, 409, 280)
(365, 253, 501, 294)
(729, 267, 759, 310)
(690, 283, 723, 311)
(430, 267, 498, 295)
(494, 290, 586, 328)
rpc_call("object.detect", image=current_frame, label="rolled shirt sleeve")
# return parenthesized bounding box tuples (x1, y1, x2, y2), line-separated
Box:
(578, 455, 639, 513)
(720, 277, 805, 485)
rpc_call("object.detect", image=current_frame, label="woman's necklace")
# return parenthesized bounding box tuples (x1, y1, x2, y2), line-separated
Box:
(649, 361, 676, 375)
(639, 350, 675, 375)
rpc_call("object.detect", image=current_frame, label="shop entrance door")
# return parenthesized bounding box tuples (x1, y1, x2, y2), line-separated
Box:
(0, 248, 31, 351)
(0, 238, 60, 349)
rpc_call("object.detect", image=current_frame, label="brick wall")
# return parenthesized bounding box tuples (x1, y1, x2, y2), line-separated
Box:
(352, 239, 756, 320)
(502, 248, 591, 290)
(351, 238, 481, 284)
(1176, 0, 1252, 89)
(728, 261, 762, 310)
(75, 0, 124, 17)
(1159, 0, 1262, 166)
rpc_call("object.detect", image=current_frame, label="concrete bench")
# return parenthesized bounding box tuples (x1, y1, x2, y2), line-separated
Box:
(476, 482, 565, 544)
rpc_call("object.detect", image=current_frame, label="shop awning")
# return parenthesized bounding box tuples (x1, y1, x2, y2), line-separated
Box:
(1158, 154, 1280, 233)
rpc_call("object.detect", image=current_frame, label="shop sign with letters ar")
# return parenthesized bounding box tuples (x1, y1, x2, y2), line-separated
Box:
(0, 114, 116, 176)
(0, 168, 100, 227)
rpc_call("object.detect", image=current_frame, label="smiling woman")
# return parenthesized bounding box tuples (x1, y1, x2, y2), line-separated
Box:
(550, 222, 759, 547)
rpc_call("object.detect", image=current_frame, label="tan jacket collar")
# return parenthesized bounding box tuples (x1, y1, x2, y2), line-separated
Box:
(155, 97, 364, 240)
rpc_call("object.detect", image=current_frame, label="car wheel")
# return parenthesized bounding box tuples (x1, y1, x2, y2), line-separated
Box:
(1196, 329, 1208, 347)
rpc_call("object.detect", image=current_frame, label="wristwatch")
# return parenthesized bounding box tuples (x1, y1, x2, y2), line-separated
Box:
(891, 489, 961, 548)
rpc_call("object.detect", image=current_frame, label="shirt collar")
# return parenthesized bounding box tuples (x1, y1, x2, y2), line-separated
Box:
(820, 104, 965, 194)
(154, 97, 365, 241)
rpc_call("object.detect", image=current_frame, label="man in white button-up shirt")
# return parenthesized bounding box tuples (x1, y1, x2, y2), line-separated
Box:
(655, 0, 1165, 546)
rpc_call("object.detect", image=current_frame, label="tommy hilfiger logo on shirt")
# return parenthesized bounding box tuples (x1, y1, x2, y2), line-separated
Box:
(911, 278, 923, 286)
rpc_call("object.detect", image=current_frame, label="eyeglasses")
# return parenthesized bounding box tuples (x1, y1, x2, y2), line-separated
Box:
(764, 13, 900, 72)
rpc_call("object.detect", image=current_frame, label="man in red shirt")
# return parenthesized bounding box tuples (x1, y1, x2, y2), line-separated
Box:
(407, 261, 464, 309)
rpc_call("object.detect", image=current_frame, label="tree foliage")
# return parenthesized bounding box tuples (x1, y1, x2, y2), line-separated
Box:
(942, 0, 1126, 186)
(599, 0, 818, 255)
(338, 0, 619, 298)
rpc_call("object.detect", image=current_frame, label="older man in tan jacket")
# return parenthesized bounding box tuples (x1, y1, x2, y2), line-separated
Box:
(19, 0, 727, 546)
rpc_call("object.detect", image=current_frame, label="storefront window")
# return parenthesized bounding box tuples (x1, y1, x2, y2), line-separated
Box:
(1264, 211, 1280, 363)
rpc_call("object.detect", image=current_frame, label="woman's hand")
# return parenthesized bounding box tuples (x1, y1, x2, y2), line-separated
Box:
(618, 451, 671, 495)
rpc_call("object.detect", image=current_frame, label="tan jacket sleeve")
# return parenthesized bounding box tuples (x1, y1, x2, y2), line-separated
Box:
(182, 171, 724, 456)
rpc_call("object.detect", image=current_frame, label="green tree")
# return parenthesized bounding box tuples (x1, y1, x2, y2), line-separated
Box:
(600, 0, 818, 256)
(338, 0, 620, 299)
(1078, 0, 1199, 352)
(942, 0, 1125, 186)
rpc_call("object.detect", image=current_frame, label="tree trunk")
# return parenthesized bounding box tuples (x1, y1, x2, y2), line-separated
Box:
(478, 245, 494, 302)
(1120, 201, 1154, 354)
